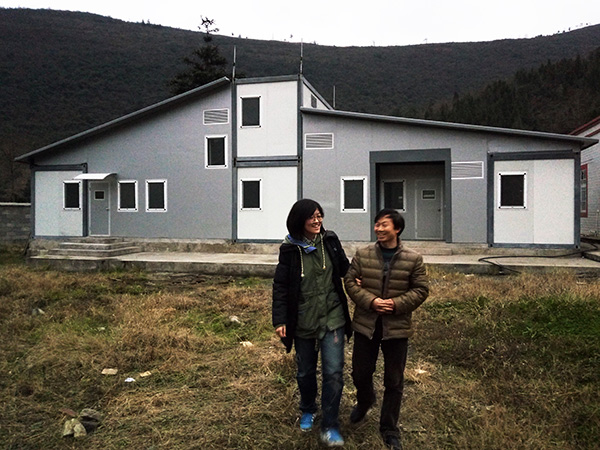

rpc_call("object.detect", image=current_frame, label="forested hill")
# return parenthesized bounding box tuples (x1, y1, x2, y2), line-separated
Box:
(425, 47, 600, 133)
(2, 7, 600, 156)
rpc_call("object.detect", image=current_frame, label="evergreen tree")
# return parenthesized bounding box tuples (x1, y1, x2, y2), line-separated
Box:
(169, 17, 228, 95)
(422, 46, 600, 133)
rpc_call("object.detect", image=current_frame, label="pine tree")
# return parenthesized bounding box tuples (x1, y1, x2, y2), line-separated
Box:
(169, 17, 228, 95)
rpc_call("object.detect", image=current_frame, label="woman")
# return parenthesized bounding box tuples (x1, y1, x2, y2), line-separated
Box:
(272, 199, 352, 447)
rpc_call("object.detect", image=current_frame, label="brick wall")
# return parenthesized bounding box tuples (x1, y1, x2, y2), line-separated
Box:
(0, 203, 31, 242)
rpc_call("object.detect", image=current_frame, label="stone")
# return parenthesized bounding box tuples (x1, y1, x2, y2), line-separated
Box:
(79, 408, 103, 433)
(73, 421, 87, 438)
(228, 315, 242, 325)
(79, 408, 103, 423)
(62, 419, 77, 437)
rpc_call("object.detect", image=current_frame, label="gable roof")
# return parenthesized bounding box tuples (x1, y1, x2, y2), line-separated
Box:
(16, 77, 231, 163)
(301, 108, 599, 149)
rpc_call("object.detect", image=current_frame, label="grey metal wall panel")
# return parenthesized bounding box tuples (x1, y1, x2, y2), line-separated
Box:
(301, 114, 580, 244)
(34, 89, 233, 239)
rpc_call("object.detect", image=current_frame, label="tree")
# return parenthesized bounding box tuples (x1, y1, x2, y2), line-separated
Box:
(169, 17, 229, 95)
(0, 134, 30, 202)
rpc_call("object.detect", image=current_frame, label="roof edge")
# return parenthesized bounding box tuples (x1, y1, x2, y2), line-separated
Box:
(571, 115, 600, 137)
(301, 108, 599, 149)
(235, 74, 299, 85)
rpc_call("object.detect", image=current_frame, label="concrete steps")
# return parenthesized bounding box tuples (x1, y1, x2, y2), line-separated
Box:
(47, 238, 141, 258)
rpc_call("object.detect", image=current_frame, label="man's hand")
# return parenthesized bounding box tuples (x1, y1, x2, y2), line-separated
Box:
(371, 298, 395, 314)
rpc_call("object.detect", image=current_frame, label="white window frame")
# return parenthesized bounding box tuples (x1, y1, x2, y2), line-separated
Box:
(118, 180, 138, 212)
(205, 135, 228, 168)
(63, 180, 82, 211)
(145, 179, 168, 212)
(341, 176, 368, 213)
(497, 171, 527, 209)
(240, 96, 261, 128)
(239, 178, 262, 210)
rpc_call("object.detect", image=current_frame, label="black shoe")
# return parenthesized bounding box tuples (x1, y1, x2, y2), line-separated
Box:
(383, 434, 402, 450)
(349, 404, 370, 424)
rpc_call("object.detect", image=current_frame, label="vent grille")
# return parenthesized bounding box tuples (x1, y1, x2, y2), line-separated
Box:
(305, 133, 334, 149)
(451, 161, 484, 179)
(203, 109, 229, 125)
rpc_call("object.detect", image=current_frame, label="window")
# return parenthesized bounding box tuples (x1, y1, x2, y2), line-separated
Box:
(241, 97, 260, 127)
(118, 180, 138, 211)
(311, 94, 318, 108)
(341, 176, 367, 212)
(498, 172, 526, 208)
(63, 181, 81, 210)
(206, 136, 227, 168)
(383, 180, 405, 211)
(240, 179, 261, 210)
(581, 164, 588, 217)
(146, 180, 167, 212)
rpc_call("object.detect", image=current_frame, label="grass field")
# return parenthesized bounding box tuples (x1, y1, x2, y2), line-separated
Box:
(1, 247, 599, 449)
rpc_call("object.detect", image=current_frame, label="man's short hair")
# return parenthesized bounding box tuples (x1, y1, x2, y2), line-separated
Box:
(286, 198, 325, 240)
(374, 208, 405, 235)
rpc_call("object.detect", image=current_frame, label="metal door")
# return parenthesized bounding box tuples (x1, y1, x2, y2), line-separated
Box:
(89, 182, 110, 236)
(415, 179, 443, 239)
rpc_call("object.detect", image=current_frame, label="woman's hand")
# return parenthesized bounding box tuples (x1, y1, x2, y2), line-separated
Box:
(275, 325, 287, 338)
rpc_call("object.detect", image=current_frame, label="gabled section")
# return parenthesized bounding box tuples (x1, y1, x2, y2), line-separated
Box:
(16, 77, 232, 163)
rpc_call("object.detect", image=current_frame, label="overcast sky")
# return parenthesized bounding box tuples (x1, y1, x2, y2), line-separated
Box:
(2, 0, 600, 47)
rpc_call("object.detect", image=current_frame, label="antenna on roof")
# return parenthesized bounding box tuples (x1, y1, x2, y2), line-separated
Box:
(232, 45, 237, 79)
(300, 40, 303, 75)
(333, 85, 336, 109)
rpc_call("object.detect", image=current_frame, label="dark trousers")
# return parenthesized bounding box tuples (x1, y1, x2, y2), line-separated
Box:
(351, 319, 408, 438)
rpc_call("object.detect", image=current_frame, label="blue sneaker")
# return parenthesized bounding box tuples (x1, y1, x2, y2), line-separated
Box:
(320, 428, 344, 447)
(299, 412, 314, 431)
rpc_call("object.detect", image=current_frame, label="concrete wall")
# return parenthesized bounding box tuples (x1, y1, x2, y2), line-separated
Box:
(0, 203, 31, 242)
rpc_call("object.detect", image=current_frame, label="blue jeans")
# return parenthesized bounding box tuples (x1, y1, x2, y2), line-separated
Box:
(294, 328, 345, 430)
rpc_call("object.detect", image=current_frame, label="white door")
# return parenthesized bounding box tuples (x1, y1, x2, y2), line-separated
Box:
(237, 167, 297, 240)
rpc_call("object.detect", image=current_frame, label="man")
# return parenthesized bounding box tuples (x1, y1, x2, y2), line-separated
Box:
(344, 208, 429, 450)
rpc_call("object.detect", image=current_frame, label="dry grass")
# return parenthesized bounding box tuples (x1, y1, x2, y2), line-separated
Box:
(0, 252, 599, 449)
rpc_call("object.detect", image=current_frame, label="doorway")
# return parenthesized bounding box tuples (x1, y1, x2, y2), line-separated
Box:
(378, 162, 444, 240)
(89, 182, 110, 236)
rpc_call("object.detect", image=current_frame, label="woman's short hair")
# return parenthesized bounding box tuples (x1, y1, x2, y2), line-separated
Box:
(374, 208, 405, 235)
(286, 199, 324, 239)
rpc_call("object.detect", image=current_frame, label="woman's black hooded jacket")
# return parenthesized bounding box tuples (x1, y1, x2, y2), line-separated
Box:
(272, 230, 352, 352)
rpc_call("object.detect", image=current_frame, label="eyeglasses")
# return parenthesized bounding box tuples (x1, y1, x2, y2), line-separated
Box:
(308, 214, 323, 222)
